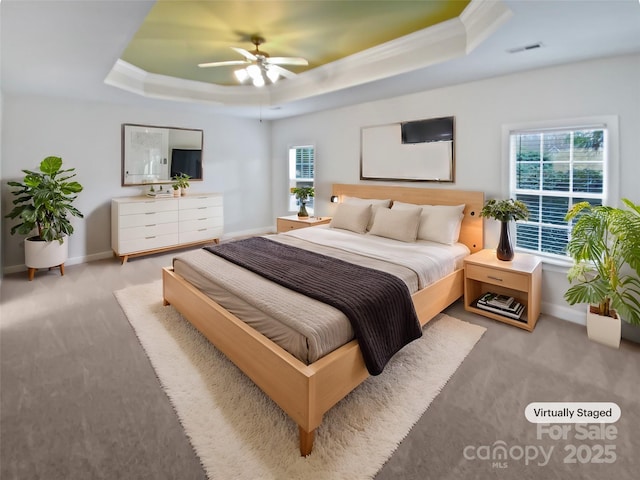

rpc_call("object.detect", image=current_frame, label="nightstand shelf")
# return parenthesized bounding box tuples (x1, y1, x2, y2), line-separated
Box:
(276, 215, 331, 233)
(464, 249, 542, 331)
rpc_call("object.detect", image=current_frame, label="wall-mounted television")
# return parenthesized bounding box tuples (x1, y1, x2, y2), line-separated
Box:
(401, 116, 454, 144)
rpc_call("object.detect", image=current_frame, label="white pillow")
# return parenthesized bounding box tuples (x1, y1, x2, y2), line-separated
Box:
(343, 196, 391, 230)
(329, 203, 372, 234)
(368, 207, 421, 243)
(391, 201, 465, 244)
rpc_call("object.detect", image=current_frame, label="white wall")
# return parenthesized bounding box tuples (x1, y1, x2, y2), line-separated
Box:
(1, 94, 273, 271)
(271, 54, 640, 323)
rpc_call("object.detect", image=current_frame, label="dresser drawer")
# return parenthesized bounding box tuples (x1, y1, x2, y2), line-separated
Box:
(465, 263, 529, 291)
(180, 217, 214, 232)
(180, 227, 223, 244)
(180, 195, 222, 210)
(118, 199, 178, 215)
(277, 219, 305, 232)
(180, 205, 223, 221)
(119, 210, 179, 229)
(119, 233, 179, 254)
(118, 222, 179, 241)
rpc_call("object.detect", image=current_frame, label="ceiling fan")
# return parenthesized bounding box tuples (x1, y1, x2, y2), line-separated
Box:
(198, 35, 309, 87)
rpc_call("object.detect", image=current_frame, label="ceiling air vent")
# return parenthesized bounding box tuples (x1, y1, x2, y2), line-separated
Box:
(507, 42, 543, 54)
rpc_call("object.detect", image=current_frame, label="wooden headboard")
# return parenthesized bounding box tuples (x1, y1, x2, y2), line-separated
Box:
(332, 183, 484, 253)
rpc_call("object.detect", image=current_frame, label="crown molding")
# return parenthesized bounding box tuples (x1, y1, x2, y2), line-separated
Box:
(460, 0, 513, 53)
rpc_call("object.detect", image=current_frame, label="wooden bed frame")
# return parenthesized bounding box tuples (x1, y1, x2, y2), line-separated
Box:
(162, 184, 484, 455)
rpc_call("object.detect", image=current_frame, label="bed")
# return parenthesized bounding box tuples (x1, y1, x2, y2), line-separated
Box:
(162, 184, 484, 455)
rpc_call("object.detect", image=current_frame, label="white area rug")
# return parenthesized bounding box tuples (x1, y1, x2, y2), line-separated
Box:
(115, 281, 485, 480)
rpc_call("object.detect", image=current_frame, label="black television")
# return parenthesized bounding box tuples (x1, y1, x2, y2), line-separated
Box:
(170, 149, 202, 179)
(401, 116, 454, 144)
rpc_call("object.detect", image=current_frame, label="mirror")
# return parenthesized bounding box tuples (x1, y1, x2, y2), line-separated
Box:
(121, 124, 203, 186)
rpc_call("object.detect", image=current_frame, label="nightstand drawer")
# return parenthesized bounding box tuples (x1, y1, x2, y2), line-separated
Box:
(465, 264, 529, 291)
(277, 219, 304, 232)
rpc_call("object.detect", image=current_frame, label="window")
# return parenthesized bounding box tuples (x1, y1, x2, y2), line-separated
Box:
(288, 145, 315, 213)
(509, 124, 611, 260)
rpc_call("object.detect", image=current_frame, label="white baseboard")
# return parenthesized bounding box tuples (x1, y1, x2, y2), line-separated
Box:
(2, 250, 115, 275)
(541, 301, 586, 326)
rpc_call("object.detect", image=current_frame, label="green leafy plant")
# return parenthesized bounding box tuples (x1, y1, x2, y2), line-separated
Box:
(290, 186, 315, 203)
(564, 199, 640, 325)
(480, 198, 529, 222)
(5, 156, 83, 243)
(172, 173, 191, 190)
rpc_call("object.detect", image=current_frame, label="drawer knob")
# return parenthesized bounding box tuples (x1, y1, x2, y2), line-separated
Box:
(487, 275, 503, 282)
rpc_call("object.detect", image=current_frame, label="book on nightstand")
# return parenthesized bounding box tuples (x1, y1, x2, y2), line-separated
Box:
(476, 292, 525, 320)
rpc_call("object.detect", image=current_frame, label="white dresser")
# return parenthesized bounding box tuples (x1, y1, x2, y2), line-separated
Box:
(111, 193, 223, 263)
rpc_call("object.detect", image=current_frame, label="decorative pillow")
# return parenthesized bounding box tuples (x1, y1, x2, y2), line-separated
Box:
(329, 203, 372, 234)
(368, 207, 421, 243)
(343, 196, 392, 230)
(391, 201, 465, 244)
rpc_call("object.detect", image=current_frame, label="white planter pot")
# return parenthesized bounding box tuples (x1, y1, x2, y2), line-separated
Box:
(586, 306, 621, 348)
(25, 236, 68, 269)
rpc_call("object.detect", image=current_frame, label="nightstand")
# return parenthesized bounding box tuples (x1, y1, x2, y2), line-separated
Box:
(464, 249, 542, 331)
(276, 215, 331, 233)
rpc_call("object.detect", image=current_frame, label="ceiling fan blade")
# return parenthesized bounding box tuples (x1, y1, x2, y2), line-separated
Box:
(268, 65, 297, 79)
(231, 47, 257, 61)
(198, 60, 249, 68)
(267, 57, 309, 66)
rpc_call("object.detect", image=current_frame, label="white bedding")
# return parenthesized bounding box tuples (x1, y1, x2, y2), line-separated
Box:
(282, 225, 469, 289)
(173, 227, 469, 364)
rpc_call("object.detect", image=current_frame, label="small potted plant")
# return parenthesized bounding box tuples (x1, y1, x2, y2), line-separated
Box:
(290, 186, 315, 218)
(172, 173, 191, 196)
(564, 200, 640, 347)
(480, 198, 529, 261)
(5, 156, 83, 280)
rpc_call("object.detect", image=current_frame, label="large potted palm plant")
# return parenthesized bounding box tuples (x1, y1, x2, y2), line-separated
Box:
(564, 199, 640, 347)
(5, 156, 83, 280)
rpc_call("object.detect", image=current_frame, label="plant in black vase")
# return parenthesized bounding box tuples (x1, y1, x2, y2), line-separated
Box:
(290, 186, 315, 218)
(480, 198, 529, 261)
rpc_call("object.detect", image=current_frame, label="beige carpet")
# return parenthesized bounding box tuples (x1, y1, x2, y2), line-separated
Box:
(114, 281, 486, 480)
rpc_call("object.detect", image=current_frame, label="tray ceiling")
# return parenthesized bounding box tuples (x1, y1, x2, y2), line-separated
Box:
(120, 0, 470, 86)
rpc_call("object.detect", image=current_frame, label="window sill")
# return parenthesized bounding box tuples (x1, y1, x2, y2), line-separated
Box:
(515, 249, 572, 272)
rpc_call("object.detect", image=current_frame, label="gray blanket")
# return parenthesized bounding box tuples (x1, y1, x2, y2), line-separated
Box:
(204, 237, 422, 375)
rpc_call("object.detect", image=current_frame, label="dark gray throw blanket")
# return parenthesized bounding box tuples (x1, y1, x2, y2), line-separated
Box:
(204, 237, 422, 375)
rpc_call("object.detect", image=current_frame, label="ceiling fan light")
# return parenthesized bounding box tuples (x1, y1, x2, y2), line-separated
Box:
(253, 75, 265, 87)
(266, 69, 279, 83)
(247, 64, 261, 79)
(234, 68, 249, 82)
